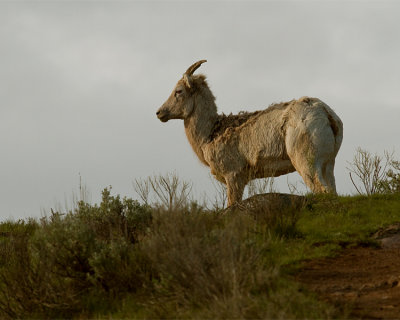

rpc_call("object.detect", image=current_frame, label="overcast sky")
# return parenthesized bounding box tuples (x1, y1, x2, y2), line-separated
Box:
(1, 1, 400, 219)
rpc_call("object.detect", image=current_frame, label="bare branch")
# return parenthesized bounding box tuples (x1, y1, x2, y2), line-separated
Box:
(133, 178, 150, 205)
(347, 147, 392, 195)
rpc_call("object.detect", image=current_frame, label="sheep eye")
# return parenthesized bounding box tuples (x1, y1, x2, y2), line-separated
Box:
(175, 89, 183, 95)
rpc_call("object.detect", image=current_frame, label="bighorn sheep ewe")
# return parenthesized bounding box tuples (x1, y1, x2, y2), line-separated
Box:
(157, 60, 343, 206)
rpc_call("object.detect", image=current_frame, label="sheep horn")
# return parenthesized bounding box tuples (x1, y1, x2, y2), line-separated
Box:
(184, 60, 207, 76)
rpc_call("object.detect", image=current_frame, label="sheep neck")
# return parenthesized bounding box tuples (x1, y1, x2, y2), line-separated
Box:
(184, 94, 217, 166)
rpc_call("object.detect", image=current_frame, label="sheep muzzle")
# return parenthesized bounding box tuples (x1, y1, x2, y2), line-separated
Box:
(156, 109, 170, 122)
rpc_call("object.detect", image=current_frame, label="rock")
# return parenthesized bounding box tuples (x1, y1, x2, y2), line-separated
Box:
(372, 222, 400, 239)
(222, 193, 306, 216)
(372, 223, 400, 249)
(379, 234, 400, 249)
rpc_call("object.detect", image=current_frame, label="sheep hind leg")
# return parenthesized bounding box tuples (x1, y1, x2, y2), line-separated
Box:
(323, 159, 337, 194)
(292, 158, 331, 194)
(313, 163, 331, 193)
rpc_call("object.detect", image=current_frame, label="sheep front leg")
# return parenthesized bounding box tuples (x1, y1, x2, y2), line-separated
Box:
(226, 174, 245, 207)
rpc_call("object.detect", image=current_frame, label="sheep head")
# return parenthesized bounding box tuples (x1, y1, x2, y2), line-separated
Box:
(157, 60, 207, 122)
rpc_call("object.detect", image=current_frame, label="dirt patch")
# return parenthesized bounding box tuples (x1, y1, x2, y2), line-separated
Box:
(296, 224, 400, 319)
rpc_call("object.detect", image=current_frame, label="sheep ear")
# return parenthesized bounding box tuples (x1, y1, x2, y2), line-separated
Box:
(183, 73, 192, 89)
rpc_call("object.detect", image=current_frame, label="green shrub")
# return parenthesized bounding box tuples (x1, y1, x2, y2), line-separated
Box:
(377, 161, 400, 194)
(0, 220, 39, 318)
(0, 188, 153, 319)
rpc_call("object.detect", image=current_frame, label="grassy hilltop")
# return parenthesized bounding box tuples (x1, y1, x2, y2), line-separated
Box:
(1, 185, 400, 319)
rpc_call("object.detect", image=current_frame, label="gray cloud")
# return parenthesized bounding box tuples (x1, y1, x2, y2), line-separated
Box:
(1, 1, 399, 218)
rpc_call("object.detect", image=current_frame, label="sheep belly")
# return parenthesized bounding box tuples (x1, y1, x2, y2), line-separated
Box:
(249, 158, 296, 178)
